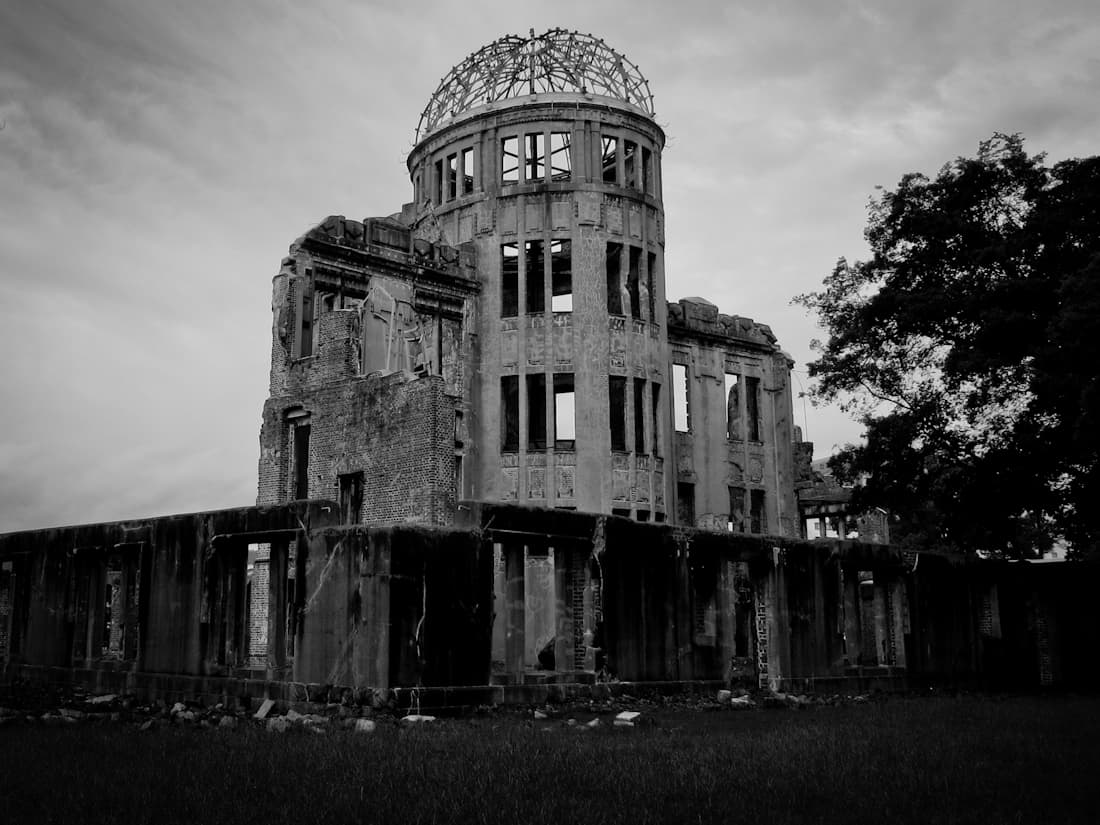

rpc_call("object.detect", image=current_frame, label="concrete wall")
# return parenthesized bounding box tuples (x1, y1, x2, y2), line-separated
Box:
(667, 298, 800, 535)
(407, 96, 671, 518)
(4, 503, 1098, 701)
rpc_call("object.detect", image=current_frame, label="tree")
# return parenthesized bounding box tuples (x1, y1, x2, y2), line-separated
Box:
(796, 134, 1100, 558)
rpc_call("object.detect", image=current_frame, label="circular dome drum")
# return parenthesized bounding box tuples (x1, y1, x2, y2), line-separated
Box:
(416, 29, 655, 141)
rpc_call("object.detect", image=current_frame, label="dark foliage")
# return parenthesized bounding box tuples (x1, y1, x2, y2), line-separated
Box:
(796, 135, 1100, 557)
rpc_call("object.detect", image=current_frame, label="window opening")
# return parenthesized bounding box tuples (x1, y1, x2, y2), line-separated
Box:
(728, 486, 746, 532)
(642, 147, 653, 194)
(637, 509, 650, 522)
(623, 140, 638, 189)
(612, 508, 631, 518)
(601, 135, 618, 183)
(339, 473, 364, 524)
(447, 154, 458, 200)
(550, 132, 571, 181)
(501, 243, 519, 317)
(527, 373, 547, 450)
(605, 242, 623, 314)
(750, 489, 765, 535)
(293, 423, 310, 499)
(634, 378, 646, 454)
(551, 240, 572, 312)
(646, 251, 657, 319)
(677, 482, 695, 527)
(627, 246, 641, 319)
(651, 383, 662, 456)
(609, 376, 627, 451)
(501, 136, 519, 184)
(746, 376, 761, 441)
(434, 158, 444, 204)
(297, 282, 313, 358)
(554, 374, 575, 449)
(501, 376, 519, 452)
(525, 132, 545, 182)
(673, 364, 689, 432)
(525, 240, 545, 313)
(462, 148, 474, 194)
(655, 512, 666, 523)
(454, 409, 464, 448)
(725, 373, 741, 440)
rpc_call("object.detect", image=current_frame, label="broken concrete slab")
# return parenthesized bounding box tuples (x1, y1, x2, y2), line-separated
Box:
(354, 718, 377, 733)
(267, 717, 288, 733)
(253, 699, 275, 720)
(88, 694, 117, 705)
(400, 714, 437, 724)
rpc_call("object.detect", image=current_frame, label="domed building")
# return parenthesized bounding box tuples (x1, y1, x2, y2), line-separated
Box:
(254, 29, 805, 674)
(258, 29, 801, 533)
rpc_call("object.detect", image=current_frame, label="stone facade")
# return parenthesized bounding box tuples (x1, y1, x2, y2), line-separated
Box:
(257, 90, 803, 538)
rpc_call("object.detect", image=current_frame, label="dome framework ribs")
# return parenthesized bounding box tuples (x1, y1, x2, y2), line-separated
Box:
(416, 29, 655, 141)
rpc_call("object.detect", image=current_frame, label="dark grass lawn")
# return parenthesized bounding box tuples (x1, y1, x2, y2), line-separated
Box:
(2, 695, 1098, 825)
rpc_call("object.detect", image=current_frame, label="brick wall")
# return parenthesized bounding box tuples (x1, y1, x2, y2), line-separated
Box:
(258, 372, 457, 526)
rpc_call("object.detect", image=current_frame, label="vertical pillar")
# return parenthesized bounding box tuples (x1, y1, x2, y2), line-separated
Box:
(503, 541, 525, 680)
(842, 567, 862, 667)
(553, 545, 574, 674)
(716, 555, 737, 680)
(873, 582, 889, 666)
(890, 577, 907, 669)
(267, 538, 288, 676)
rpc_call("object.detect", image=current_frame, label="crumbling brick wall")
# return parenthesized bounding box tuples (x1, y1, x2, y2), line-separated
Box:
(258, 372, 457, 525)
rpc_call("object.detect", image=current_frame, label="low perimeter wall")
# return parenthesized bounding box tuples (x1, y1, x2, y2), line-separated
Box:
(1, 501, 1096, 707)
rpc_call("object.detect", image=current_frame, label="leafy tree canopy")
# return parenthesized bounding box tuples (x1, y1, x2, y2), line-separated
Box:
(796, 134, 1100, 558)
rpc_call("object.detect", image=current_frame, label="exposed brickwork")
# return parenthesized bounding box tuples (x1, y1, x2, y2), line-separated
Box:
(260, 372, 458, 525)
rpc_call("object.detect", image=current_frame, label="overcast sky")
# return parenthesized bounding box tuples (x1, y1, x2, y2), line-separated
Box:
(1, 0, 1097, 532)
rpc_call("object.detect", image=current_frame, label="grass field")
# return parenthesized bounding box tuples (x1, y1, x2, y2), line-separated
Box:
(1, 695, 1097, 825)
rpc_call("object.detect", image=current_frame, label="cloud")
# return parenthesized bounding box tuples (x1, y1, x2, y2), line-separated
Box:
(1, 0, 1098, 530)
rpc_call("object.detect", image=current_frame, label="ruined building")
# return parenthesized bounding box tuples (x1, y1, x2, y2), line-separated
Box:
(2, 31, 1093, 707)
(257, 29, 799, 533)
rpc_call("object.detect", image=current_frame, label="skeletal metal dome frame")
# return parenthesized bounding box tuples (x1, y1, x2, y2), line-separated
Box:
(416, 29, 655, 141)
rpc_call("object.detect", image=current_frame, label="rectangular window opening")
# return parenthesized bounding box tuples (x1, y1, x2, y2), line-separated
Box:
(527, 373, 547, 450)
(746, 376, 761, 441)
(651, 383, 662, 456)
(550, 132, 571, 181)
(677, 482, 695, 527)
(339, 473, 364, 524)
(627, 246, 641, 319)
(637, 509, 650, 522)
(501, 243, 519, 317)
(297, 284, 313, 359)
(551, 240, 572, 312)
(642, 147, 653, 194)
(601, 135, 618, 184)
(501, 376, 519, 452)
(728, 486, 746, 533)
(462, 148, 474, 194)
(525, 240, 545, 314)
(501, 136, 519, 184)
(673, 364, 690, 433)
(609, 376, 627, 451)
(623, 140, 638, 189)
(750, 489, 765, 535)
(525, 132, 545, 182)
(646, 251, 657, 319)
(725, 372, 741, 440)
(554, 374, 575, 449)
(605, 242, 623, 315)
(293, 423, 311, 500)
(633, 378, 646, 454)
(447, 153, 458, 200)
(434, 158, 444, 204)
